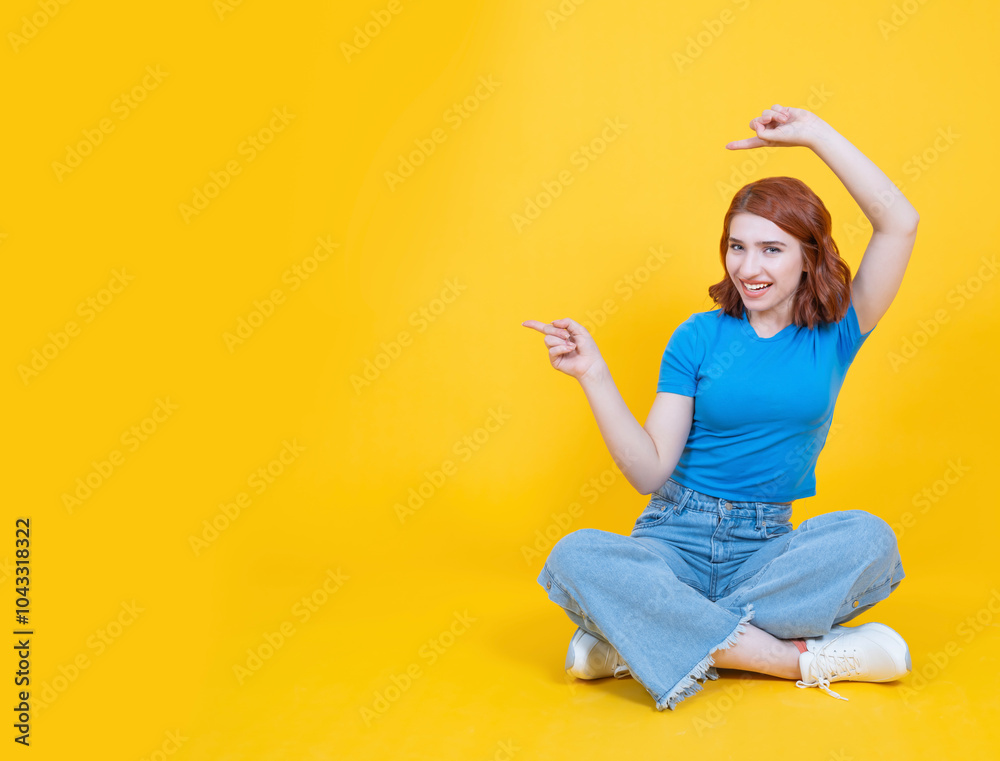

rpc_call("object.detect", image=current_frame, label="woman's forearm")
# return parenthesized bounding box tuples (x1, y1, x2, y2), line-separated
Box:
(577, 361, 661, 494)
(808, 122, 920, 234)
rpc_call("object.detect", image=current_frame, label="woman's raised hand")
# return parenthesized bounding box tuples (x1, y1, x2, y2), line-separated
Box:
(725, 103, 829, 151)
(521, 317, 606, 381)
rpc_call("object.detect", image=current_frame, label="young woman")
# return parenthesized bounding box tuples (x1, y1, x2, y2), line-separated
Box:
(521, 104, 919, 711)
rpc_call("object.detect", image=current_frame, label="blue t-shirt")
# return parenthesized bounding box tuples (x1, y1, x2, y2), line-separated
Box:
(656, 298, 875, 503)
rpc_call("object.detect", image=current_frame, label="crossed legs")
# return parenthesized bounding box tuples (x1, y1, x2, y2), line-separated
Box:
(541, 509, 907, 708)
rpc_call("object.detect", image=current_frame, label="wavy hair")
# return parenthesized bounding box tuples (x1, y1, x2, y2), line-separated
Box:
(707, 176, 852, 328)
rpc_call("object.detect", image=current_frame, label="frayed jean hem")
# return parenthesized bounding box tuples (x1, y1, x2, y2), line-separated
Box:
(652, 603, 756, 711)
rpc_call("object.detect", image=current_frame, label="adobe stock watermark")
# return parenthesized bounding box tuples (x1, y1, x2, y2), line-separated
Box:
(62, 397, 179, 514)
(137, 729, 189, 761)
(18, 268, 135, 385)
(689, 635, 818, 734)
(673, 0, 751, 73)
(890, 458, 970, 540)
(901, 127, 958, 184)
(691, 674, 759, 736)
(579, 246, 673, 335)
(360, 610, 476, 726)
(511, 117, 627, 234)
(179, 107, 296, 223)
(521, 458, 633, 564)
(545, 0, 588, 30)
(828, 752, 855, 761)
(697, 338, 748, 394)
(716, 84, 834, 199)
(484, 740, 521, 761)
(395, 406, 511, 523)
(222, 235, 339, 353)
(189, 438, 306, 555)
(31, 600, 144, 713)
(886, 254, 996, 372)
(52, 66, 169, 182)
(233, 568, 349, 685)
(351, 277, 467, 394)
(752, 422, 845, 505)
(842, 126, 957, 244)
(899, 587, 1000, 710)
(7, 0, 71, 53)
(214, 0, 246, 20)
(878, 0, 932, 40)
(385, 75, 501, 191)
(341, 0, 407, 63)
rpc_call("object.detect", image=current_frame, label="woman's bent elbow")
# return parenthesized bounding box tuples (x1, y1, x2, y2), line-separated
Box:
(629, 469, 669, 496)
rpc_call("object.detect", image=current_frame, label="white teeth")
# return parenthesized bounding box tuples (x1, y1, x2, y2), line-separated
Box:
(744, 282, 771, 291)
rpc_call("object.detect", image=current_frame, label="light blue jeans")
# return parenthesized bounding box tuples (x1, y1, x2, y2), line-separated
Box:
(537, 476, 906, 710)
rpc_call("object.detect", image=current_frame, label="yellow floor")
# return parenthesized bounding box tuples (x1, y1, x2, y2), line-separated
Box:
(35, 565, 993, 760)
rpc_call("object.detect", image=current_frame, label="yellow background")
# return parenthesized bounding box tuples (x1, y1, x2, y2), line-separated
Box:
(3, 0, 998, 758)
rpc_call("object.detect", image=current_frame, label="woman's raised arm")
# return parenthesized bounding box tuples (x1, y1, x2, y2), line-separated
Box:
(727, 104, 920, 334)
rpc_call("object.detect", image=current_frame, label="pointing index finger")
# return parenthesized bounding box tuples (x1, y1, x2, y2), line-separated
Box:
(521, 319, 570, 339)
(726, 136, 767, 150)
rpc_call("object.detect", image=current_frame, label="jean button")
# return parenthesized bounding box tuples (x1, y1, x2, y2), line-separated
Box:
(546, 581, 552, 590)
(852, 600, 859, 608)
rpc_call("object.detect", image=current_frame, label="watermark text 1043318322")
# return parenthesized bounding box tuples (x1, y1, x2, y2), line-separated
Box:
(14, 517, 32, 746)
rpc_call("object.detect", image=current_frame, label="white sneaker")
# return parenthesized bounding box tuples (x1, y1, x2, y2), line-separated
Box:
(565, 628, 631, 680)
(797, 622, 911, 701)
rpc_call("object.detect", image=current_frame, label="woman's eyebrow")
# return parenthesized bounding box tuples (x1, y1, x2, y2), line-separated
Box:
(728, 237, 786, 246)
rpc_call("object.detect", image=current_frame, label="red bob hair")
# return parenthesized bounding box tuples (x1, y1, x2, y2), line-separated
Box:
(707, 176, 852, 329)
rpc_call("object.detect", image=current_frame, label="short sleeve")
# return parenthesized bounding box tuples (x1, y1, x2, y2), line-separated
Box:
(656, 316, 701, 396)
(835, 296, 875, 367)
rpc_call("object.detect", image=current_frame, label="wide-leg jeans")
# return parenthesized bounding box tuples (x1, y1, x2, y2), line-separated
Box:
(536, 477, 906, 710)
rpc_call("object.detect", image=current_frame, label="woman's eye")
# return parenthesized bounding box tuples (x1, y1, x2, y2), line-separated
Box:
(728, 244, 783, 253)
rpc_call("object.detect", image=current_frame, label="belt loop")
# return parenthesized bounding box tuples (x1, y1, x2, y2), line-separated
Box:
(674, 486, 693, 515)
(755, 502, 764, 531)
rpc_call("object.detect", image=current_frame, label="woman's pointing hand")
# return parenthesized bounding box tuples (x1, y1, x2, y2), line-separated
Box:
(521, 317, 607, 381)
(725, 103, 827, 151)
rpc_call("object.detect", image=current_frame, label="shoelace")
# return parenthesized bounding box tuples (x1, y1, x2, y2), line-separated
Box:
(796, 674, 847, 701)
(796, 640, 863, 701)
(612, 663, 631, 679)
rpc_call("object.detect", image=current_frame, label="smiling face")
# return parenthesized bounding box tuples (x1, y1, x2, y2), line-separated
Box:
(726, 212, 807, 325)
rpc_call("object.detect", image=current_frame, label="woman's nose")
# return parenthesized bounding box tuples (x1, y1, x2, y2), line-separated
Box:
(737, 254, 763, 276)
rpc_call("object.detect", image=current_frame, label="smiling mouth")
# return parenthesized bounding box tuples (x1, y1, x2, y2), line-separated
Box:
(740, 280, 772, 294)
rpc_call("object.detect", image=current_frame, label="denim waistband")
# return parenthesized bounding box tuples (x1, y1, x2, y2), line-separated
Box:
(654, 477, 793, 521)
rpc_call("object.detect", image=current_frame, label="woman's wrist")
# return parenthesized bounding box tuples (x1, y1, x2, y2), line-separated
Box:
(578, 359, 611, 389)
(802, 117, 838, 152)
